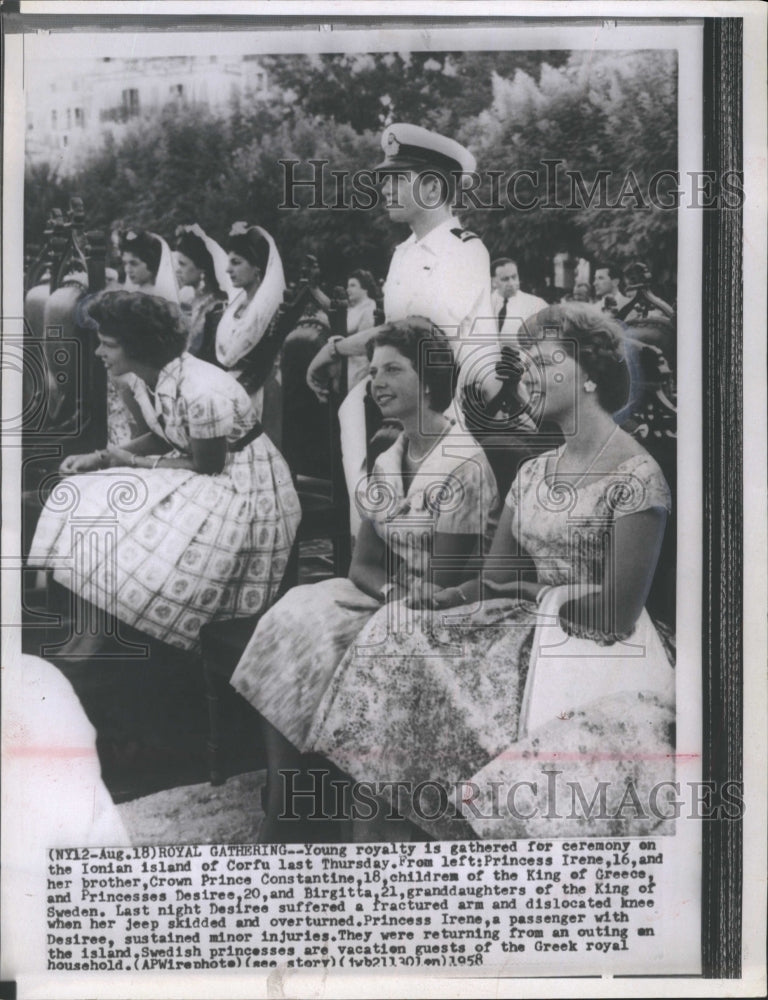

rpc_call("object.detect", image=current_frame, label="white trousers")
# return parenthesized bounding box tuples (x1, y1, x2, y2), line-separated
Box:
(338, 379, 369, 538)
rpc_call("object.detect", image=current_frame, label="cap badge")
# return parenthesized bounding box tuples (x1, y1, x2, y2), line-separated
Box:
(385, 131, 400, 155)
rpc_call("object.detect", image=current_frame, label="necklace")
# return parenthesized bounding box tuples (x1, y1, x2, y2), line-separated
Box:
(553, 424, 620, 490)
(405, 421, 450, 466)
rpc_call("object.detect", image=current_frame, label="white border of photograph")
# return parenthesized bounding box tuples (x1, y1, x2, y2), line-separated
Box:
(1, 2, 765, 998)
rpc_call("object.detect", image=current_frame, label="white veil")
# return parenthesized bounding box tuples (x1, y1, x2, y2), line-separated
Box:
(215, 224, 286, 371)
(148, 233, 180, 306)
(177, 223, 235, 302)
(123, 231, 180, 307)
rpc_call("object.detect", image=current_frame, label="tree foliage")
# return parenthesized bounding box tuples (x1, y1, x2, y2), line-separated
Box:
(25, 48, 677, 293)
(461, 50, 678, 289)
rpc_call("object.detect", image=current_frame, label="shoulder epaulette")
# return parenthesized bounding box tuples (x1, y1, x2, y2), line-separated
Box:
(450, 227, 480, 243)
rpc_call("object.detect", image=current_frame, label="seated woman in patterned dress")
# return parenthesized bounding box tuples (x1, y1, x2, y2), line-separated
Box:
(229, 317, 500, 843)
(29, 291, 301, 656)
(305, 303, 676, 841)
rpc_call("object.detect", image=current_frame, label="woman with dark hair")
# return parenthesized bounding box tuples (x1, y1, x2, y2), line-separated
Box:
(174, 224, 232, 356)
(29, 291, 300, 653)
(230, 317, 499, 842)
(209, 222, 285, 415)
(109, 229, 180, 443)
(305, 303, 676, 840)
(119, 229, 179, 305)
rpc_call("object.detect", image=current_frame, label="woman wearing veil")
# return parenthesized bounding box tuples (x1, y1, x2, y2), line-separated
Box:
(211, 222, 286, 418)
(107, 229, 180, 444)
(119, 229, 180, 307)
(174, 224, 233, 356)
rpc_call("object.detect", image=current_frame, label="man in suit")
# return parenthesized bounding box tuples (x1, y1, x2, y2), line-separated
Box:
(593, 261, 631, 315)
(491, 257, 548, 342)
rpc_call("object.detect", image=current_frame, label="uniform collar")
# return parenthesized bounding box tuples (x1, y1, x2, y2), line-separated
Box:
(402, 216, 460, 254)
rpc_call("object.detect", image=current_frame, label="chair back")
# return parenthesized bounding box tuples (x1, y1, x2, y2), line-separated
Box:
(279, 281, 351, 581)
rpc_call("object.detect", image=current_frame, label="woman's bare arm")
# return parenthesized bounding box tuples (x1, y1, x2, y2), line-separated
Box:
(348, 519, 389, 600)
(558, 508, 667, 636)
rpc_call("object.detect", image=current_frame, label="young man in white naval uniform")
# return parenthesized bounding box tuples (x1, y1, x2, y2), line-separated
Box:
(306, 123, 494, 530)
(491, 257, 548, 342)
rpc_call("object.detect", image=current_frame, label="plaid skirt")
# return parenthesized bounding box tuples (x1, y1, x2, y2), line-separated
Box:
(28, 438, 301, 652)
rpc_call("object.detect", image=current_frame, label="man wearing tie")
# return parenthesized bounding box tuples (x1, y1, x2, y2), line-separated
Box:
(491, 258, 547, 342)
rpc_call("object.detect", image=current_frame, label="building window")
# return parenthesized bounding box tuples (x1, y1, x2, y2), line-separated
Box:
(51, 110, 57, 130)
(169, 83, 184, 100)
(121, 88, 140, 117)
(74, 107, 85, 127)
(66, 109, 72, 129)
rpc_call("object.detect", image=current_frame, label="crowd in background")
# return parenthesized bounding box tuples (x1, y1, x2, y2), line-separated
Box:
(23, 120, 679, 844)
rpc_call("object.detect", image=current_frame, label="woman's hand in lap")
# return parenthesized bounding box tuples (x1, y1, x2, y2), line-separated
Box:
(58, 452, 105, 474)
(406, 581, 441, 608)
(104, 447, 136, 468)
(408, 583, 466, 609)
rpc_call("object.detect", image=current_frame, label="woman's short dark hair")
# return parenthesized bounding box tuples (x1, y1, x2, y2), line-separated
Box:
(226, 226, 270, 273)
(520, 303, 630, 414)
(175, 230, 220, 293)
(348, 269, 378, 300)
(366, 316, 457, 413)
(87, 291, 188, 369)
(119, 229, 162, 279)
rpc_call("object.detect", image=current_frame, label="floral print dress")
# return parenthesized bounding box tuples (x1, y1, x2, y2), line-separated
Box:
(305, 449, 675, 839)
(229, 422, 499, 749)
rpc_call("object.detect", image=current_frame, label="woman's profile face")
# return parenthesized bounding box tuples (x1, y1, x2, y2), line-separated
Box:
(226, 252, 261, 292)
(520, 338, 580, 422)
(369, 344, 424, 420)
(175, 252, 202, 289)
(94, 331, 133, 378)
(122, 252, 153, 288)
(347, 277, 365, 305)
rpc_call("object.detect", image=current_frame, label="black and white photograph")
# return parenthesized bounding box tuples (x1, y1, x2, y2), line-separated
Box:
(1, 2, 765, 997)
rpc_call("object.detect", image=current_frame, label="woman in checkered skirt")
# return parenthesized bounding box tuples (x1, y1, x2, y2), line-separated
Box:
(29, 291, 301, 653)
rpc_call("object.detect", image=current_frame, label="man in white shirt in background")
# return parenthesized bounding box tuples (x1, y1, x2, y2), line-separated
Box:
(490, 257, 548, 342)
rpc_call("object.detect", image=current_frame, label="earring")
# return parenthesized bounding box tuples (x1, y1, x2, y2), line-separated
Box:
(583, 379, 597, 393)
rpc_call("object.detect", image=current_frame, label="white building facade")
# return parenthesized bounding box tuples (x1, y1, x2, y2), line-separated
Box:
(26, 55, 267, 173)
